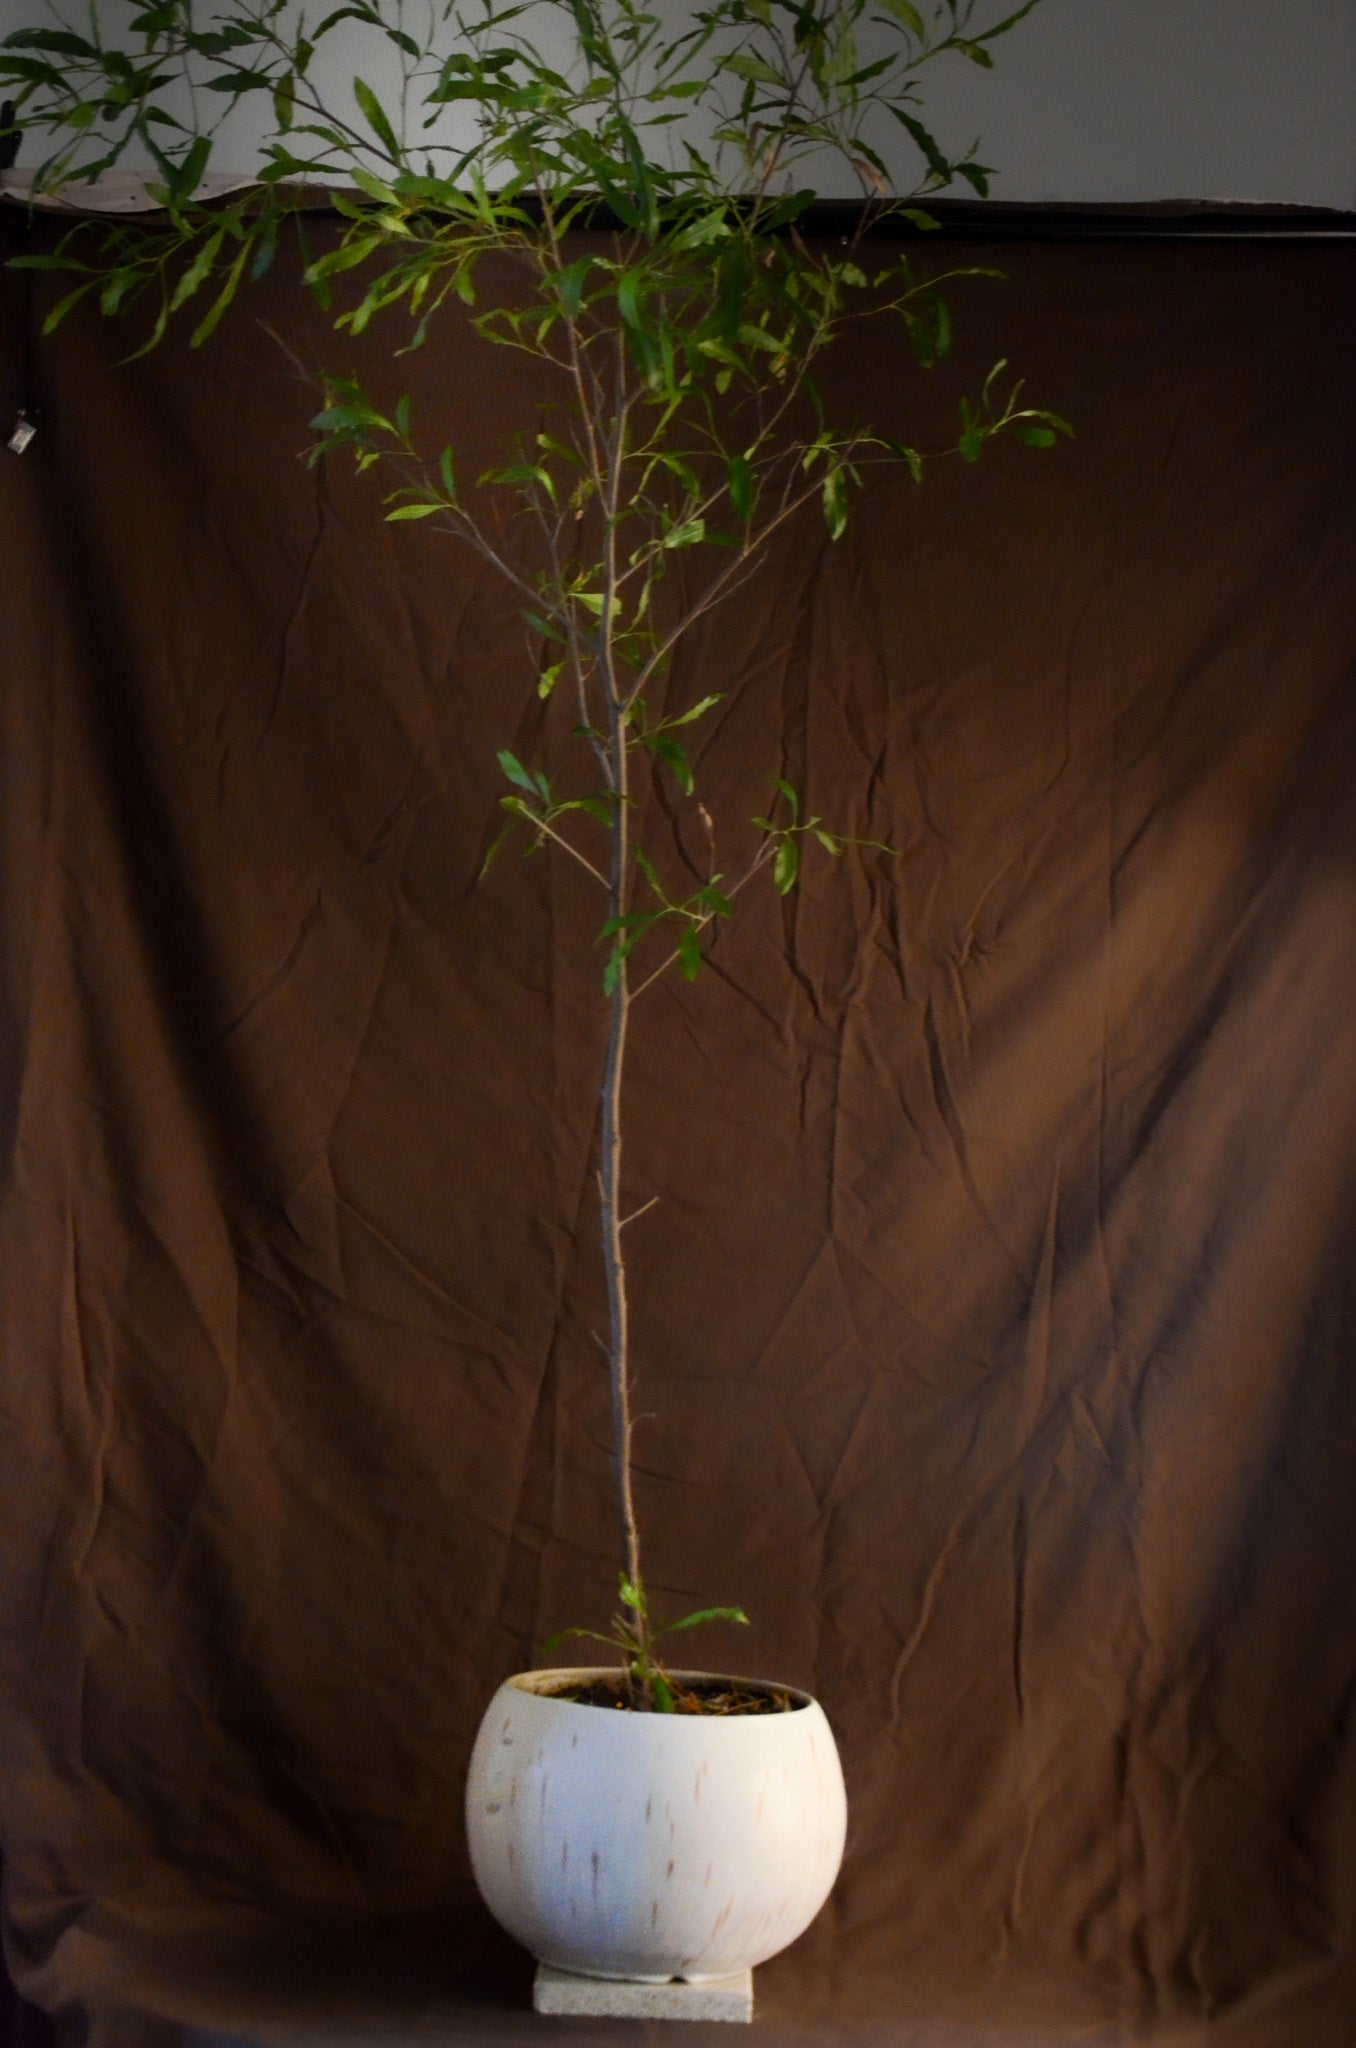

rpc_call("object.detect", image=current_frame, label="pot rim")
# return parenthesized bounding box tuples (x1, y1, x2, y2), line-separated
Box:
(505, 1666, 817, 1711)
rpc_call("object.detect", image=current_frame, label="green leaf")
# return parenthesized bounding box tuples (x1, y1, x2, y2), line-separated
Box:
(497, 749, 538, 796)
(842, 53, 895, 89)
(888, 105, 952, 184)
(774, 835, 800, 894)
(662, 517, 705, 550)
(651, 1670, 676, 1712)
(555, 253, 592, 317)
(874, 0, 925, 31)
(882, 435, 925, 483)
(2, 26, 98, 56)
(619, 1573, 647, 1616)
(479, 824, 513, 878)
(171, 132, 212, 202)
(679, 925, 702, 980)
(616, 267, 644, 331)
(822, 468, 848, 541)
(99, 272, 139, 318)
(648, 734, 694, 795)
(666, 693, 723, 729)
(349, 163, 399, 206)
(353, 74, 401, 159)
(1015, 407, 1081, 440)
(599, 911, 657, 940)
(249, 210, 280, 283)
(973, 0, 1044, 42)
(199, 67, 275, 92)
(541, 1624, 619, 1654)
(385, 500, 442, 520)
(658, 1605, 750, 1635)
(954, 160, 993, 197)
(724, 51, 781, 85)
(1007, 420, 1056, 448)
(189, 242, 249, 347)
(40, 280, 98, 335)
(773, 778, 800, 821)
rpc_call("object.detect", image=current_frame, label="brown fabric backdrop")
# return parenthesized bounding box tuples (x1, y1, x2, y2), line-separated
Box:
(2, 219, 1355, 2047)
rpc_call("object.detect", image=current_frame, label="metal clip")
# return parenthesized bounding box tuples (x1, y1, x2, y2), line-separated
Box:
(7, 409, 38, 455)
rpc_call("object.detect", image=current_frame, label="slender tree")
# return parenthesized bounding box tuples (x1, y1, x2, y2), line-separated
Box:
(2, 0, 1065, 1706)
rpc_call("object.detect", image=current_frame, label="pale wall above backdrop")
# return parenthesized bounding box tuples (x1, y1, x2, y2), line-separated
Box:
(1, 0, 1353, 205)
(906, 0, 1356, 206)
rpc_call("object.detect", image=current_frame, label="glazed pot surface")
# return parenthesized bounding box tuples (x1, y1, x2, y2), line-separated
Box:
(465, 1668, 847, 1982)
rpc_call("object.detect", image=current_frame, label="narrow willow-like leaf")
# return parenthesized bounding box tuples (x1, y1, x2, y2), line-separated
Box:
(658, 1605, 750, 1635)
(666, 693, 723, 730)
(352, 74, 401, 160)
(875, 0, 925, 32)
(190, 242, 248, 346)
(727, 453, 754, 522)
(648, 734, 694, 794)
(823, 468, 848, 540)
(497, 749, 537, 796)
(541, 1624, 620, 1654)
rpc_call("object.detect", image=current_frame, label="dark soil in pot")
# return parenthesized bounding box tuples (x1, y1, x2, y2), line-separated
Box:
(547, 1674, 803, 1715)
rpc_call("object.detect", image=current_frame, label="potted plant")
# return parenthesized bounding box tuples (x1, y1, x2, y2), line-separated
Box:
(1, 0, 1064, 2006)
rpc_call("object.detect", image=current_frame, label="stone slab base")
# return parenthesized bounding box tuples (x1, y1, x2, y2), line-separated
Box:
(533, 1963, 754, 2022)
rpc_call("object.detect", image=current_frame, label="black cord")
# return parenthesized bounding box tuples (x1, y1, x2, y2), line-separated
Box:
(2, 108, 44, 453)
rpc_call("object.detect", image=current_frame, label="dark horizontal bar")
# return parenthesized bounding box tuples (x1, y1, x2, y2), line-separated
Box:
(473, 194, 1356, 241)
(5, 183, 1353, 241)
(492, 193, 1356, 241)
(800, 198, 1356, 241)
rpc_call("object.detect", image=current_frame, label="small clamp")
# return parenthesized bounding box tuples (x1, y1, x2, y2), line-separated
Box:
(7, 408, 39, 455)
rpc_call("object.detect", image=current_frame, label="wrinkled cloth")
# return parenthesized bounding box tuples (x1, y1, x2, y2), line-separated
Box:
(1, 220, 1354, 2046)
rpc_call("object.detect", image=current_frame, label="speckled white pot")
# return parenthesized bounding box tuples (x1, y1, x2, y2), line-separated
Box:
(465, 1668, 847, 1983)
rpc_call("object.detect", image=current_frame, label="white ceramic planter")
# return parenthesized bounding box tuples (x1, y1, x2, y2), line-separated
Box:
(465, 1668, 846, 1983)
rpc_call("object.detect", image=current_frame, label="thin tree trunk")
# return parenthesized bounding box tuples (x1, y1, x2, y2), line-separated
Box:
(599, 705, 643, 1657)
(597, 328, 647, 1698)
